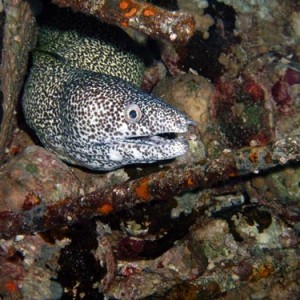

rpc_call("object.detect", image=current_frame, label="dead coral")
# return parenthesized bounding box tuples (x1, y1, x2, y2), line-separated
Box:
(0, 0, 36, 164)
(0, 132, 299, 240)
(51, 0, 196, 44)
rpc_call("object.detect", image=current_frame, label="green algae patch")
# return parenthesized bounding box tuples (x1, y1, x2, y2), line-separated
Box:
(25, 163, 39, 174)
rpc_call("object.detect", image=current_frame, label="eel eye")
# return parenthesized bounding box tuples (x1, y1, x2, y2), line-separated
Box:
(124, 104, 142, 124)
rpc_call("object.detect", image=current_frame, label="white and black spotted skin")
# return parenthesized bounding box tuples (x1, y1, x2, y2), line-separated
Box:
(23, 27, 192, 171)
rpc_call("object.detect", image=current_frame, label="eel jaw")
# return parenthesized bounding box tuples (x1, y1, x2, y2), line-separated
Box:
(109, 132, 189, 163)
(57, 133, 189, 171)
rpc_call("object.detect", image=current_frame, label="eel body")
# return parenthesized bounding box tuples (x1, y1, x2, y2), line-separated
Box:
(23, 27, 192, 171)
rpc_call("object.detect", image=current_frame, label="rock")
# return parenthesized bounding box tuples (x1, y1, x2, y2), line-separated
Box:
(0, 146, 80, 211)
(153, 73, 214, 134)
(0, 235, 68, 299)
(190, 219, 239, 264)
(249, 166, 300, 204)
(107, 238, 207, 299)
(178, 0, 214, 38)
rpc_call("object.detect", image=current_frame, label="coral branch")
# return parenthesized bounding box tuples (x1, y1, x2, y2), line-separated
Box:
(0, 135, 299, 239)
(51, 0, 195, 43)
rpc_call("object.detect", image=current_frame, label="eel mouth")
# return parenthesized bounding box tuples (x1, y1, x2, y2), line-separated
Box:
(116, 131, 189, 162)
(122, 118, 195, 146)
(125, 133, 180, 146)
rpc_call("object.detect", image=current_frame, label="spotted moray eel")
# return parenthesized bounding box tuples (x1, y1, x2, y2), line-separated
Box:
(23, 27, 192, 171)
